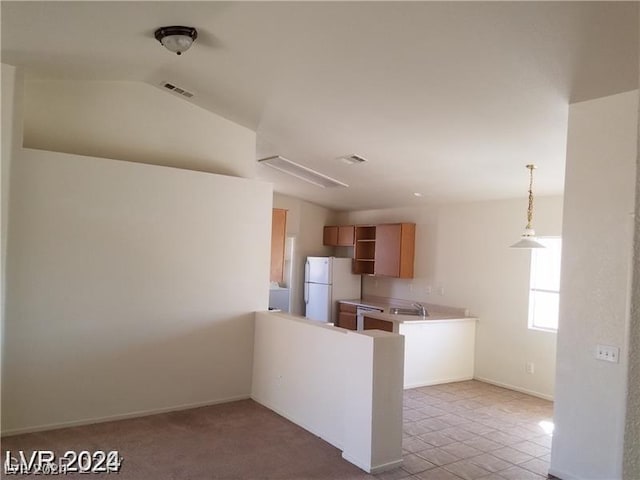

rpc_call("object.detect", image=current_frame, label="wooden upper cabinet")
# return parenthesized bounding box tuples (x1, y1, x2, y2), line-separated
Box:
(337, 225, 355, 245)
(353, 225, 376, 275)
(374, 224, 400, 277)
(324, 222, 415, 278)
(323, 226, 338, 246)
(374, 223, 416, 278)
(323, 225, 355, 246)
(270, 208, 287, 283)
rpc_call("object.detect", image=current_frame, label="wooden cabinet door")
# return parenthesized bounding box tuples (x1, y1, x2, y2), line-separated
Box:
(374, 224, 401, 277)
(270, 209, 287, 283)
(337, 225, 355, 246)
(363, 316, 394, 332)
(324, 225, 354, 246)
(323, 226, 338, 246)
(397, 223, 415, 278)
(339, 302, 357, 314)
(336, 302, 357, 330)
(374, 223, 415, 278)
(336, 312, 357, 330)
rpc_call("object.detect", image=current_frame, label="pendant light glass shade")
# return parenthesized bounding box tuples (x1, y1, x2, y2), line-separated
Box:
(510, 233, 546, 249)
(510, 165, 545, 249)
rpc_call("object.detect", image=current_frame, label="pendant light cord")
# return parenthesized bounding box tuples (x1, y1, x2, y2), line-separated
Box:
(526, 164, 536, 230)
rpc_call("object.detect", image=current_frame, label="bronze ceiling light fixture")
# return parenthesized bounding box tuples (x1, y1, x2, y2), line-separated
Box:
(154, 26, 198, 55)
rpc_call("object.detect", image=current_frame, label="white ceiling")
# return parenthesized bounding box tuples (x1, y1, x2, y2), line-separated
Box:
(2, 2, 638, 211)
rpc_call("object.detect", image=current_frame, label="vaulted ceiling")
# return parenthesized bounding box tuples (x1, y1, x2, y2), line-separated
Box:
(2, 2, 638, 210)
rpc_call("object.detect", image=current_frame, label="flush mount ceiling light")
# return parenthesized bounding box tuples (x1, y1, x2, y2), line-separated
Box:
(510, 164, 545, 249)
(258, 156, 348, 188)
(154, 26, 198, 55)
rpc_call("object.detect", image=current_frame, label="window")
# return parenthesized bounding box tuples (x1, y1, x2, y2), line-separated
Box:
(528, 237, 562, 331)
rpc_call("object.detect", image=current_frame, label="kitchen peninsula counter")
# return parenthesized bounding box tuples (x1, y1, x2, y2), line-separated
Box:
(361, 309, 476, 326)
(337, 297, 476, 388)
(338, 297, 476, 327)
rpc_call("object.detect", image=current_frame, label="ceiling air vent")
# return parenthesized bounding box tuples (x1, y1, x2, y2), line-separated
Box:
(339, 154, 368, 165)
(258, 155, 348, 188)
(162, 81, 194, 99)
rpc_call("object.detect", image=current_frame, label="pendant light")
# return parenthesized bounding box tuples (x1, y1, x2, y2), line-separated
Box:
(154, 26, 198, 55)
(510, 164, 545, 249)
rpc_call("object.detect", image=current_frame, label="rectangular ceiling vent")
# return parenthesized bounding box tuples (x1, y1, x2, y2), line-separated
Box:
(161, 81, 194, 99)
(339, 154, 368, 165)
(258, 155, 348, 188)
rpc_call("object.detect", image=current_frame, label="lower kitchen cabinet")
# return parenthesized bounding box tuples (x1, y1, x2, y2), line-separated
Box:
(337, 312, 357, 330)
(363, 316, 394, 333)
(336, 302, 357, 330)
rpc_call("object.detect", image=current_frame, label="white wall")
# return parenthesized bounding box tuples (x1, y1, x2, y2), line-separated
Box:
(623, 26, 640, 475)
(338, 196, 563, 399)
(3, 149, 272, 434)
(1, 64, 24, 429)
(23, 79, 256, 179)
(436, 198, 562, 399)
(252, 311, 404, 473)
(623, 68, 640, 480)
(273, 193, 337, 315)
(550, 90, 638, 480)
(1, 65, 23, 278)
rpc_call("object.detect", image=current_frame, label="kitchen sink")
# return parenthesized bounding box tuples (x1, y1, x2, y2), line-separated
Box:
(389, 307, 427, 316)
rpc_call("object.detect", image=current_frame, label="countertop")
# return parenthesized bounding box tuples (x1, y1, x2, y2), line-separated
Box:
(339, 297, 477, 324)
(358, 310, 476, 325)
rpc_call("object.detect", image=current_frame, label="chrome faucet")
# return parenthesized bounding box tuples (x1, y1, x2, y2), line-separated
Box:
(413, 302, 428, 317)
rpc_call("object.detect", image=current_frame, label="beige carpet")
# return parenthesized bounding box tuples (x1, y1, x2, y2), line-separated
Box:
(2, 381, 554, 479)
(1, 399, 371, 479)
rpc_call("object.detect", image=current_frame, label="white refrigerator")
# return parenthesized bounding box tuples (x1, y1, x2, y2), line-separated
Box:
(304, 257, 361, 323)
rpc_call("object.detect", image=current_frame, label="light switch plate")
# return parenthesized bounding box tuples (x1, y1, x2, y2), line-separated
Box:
(596, 344, 620, 363)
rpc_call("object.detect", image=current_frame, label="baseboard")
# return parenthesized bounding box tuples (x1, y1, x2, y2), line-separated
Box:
(405, 375, 474, 389)
(548, 466, 622, 480)
(341, 452, 371, 472)
(547, 466, 584, 480)
(341, 452, 403, 473)
(474, 376, 554, 401)
(1, 394, 251, 437)
(368, 458, 404, 474)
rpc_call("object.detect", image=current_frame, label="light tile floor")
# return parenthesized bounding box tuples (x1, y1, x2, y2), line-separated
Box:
(376, 380, 553, 480)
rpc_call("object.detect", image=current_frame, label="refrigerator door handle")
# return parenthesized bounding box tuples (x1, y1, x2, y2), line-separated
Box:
(305, 259, 310, 283)
(304, 282, 309, 304)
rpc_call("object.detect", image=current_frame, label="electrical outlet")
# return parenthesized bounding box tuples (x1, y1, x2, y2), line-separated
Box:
(526, 362, 535, 374)
(438, 286, 445, 296)
(596, 344, 620, 363)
